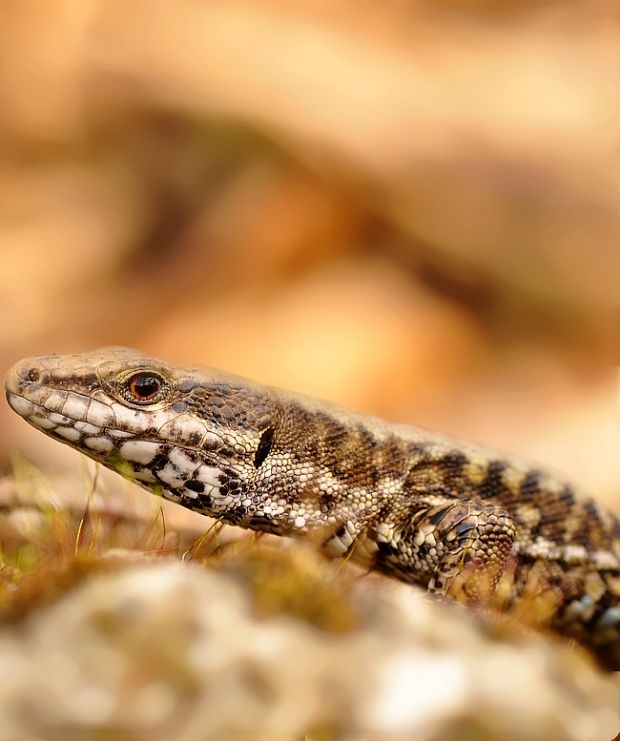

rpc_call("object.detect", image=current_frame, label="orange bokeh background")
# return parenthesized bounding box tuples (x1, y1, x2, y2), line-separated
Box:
(0, 0, 618, 506)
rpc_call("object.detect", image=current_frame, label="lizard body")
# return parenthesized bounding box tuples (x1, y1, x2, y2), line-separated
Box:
(5, 347, 620, 668)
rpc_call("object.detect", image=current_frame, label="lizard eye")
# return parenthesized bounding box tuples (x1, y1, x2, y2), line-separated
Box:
(125, 371, 166, 404)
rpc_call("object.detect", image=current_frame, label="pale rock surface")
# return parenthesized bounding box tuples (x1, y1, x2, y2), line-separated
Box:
(0, 559, 618, 740)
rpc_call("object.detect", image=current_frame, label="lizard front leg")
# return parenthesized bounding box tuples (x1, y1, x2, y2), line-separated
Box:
(374, 499, 517, 603)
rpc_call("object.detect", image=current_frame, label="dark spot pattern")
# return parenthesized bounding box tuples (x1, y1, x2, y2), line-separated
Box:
(254, 427, 274, 468)
(185, 479, 205, 493)
(478, 460, 508, 499)
(519, 470, 540, 497)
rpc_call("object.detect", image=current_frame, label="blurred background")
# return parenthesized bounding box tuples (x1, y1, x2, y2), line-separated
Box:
(1, 0, 619, 511)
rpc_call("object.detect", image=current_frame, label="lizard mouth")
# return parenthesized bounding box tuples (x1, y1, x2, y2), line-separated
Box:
(5, 389, 125, 454)
(4, 355, 134, 457)
(6, 388, 178, 480)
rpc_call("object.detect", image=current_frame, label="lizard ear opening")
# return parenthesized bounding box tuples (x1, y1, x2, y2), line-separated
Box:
(254, 427, 274, 468)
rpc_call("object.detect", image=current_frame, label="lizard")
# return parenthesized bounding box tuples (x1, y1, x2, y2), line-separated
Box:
(4, 346, 620, 669)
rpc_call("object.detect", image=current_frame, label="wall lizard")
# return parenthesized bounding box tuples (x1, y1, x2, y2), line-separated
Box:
(5, 347, 620, 669)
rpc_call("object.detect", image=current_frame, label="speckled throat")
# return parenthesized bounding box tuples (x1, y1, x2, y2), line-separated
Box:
(5, 347, 620, 669)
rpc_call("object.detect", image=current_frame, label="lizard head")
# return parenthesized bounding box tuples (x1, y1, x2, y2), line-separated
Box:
(4, 347, 281, 520)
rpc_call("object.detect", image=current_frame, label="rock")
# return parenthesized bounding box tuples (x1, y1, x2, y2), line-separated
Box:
(0, 554, 617, 740)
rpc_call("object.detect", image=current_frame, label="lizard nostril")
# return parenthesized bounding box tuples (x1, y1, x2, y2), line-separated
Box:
(26, 368, 40, 383)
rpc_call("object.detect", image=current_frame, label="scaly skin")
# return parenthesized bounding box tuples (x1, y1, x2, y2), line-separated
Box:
(5, 347, 620, 668)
